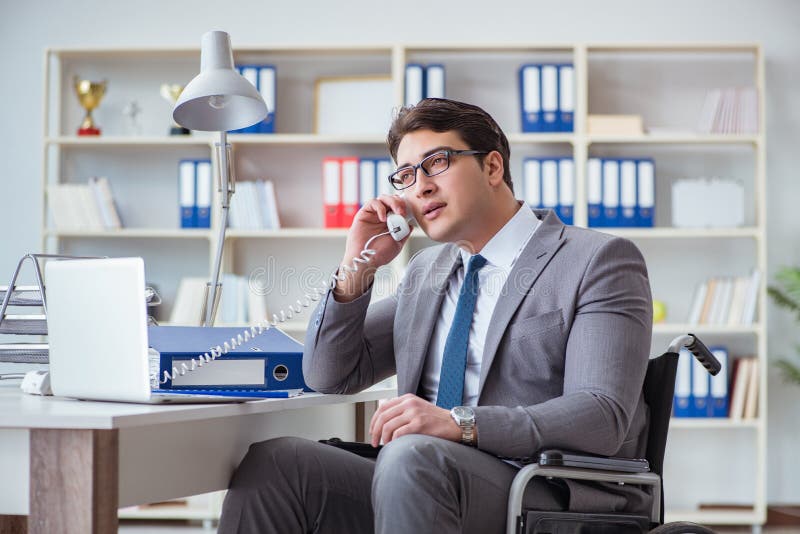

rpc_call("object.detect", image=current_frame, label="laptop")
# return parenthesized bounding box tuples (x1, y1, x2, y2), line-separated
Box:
(45, 257, 272, 404)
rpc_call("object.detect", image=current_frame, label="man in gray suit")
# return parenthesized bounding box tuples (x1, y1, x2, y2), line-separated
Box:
(219, 98, 653, 534)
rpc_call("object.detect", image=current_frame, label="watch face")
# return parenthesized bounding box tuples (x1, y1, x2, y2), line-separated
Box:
(452, 406, 474, 422)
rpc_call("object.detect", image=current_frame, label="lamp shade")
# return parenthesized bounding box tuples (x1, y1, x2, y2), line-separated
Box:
(173, 30, 267, 132)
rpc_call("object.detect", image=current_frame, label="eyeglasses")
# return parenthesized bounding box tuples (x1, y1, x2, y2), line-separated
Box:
(388, 149, 488, 191)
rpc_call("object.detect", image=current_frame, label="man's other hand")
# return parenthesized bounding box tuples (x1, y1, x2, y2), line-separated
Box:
(369, 393, 462, 447)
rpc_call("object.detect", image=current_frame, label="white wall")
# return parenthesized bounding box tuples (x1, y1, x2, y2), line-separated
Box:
(2, 0, 799, 502)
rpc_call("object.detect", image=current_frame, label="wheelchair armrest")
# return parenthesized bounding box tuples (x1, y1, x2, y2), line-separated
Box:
(538, 449, 650, 474)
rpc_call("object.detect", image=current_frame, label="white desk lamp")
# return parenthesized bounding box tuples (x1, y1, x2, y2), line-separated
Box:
(173, 30, 267, 326)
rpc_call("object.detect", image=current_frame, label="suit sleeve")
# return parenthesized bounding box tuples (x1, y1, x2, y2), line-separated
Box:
(302, 282, 398, 394)
(473, 237, 653, 458)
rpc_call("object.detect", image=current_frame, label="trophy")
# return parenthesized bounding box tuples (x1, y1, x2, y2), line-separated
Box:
(160, 84, 191, 135)
(74, 76, 107, 136)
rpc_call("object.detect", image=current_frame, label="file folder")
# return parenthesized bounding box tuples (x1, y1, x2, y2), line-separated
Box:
(557, 158, 574, 225)
(558, 64, 575, 132)
(359, 158, 377, 207)
(257, 65, 277, 134)
(322, 158, 341, 228)
(523, 158, 541, 209)
(519, 64, 541, 132)
(178, 159, 196, 228)
(673, 348, 692, 417)
(691, 352, 710, 417)
(541, 65, 559, 132)
(425, 64, 445, 98)
(636, 159, 655, 227)
(587, 158, 603, 227)
(541, 159, 559, 214)
(148, 325, 311, 392)
(619, 160, 637, 227)
(601, 159, 620, 226)
(376, 159, 394, 197)
(195, 159, 212, 228)
(340, 157, 360, 228)
(405, 64, 425, 106)
(709, 347, 729, 417)
(231, 66, 260, 133)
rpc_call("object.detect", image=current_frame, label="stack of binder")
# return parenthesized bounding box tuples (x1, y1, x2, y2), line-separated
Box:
(230, 64, 277, 134)
(404, 63, 446, 106)
(323, 156, 393, 228)
(673, 346, 730, 418)
(523, 157, 574, 225)
(47, 177, 123, 231)
(518, 63, 574, 132)
(178, 159, 213, 229)
(587, 157, 655, 228)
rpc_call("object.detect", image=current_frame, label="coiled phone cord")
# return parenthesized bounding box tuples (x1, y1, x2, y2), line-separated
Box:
(159, 229, 393, 384)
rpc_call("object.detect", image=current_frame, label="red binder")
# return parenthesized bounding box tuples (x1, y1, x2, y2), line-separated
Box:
(322, 157, 341, 228)
(340, 157, 360, 228)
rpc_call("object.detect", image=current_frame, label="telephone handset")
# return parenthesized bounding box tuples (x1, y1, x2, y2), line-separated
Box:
(158, 197, 417, 384)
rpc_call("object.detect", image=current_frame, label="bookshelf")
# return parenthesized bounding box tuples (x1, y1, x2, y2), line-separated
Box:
(42, 42, 767, 529)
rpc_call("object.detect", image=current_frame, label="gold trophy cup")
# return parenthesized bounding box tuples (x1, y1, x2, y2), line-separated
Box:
(74, 77, 107, 136)
(160, 84, 191, 135)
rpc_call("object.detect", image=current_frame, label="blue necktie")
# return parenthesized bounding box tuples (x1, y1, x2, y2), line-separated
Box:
(436, 254, 488, 409)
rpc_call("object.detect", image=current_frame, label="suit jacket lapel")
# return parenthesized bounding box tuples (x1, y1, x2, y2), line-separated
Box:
(478, 210, 566, 397)
(400, 244, 462, 395)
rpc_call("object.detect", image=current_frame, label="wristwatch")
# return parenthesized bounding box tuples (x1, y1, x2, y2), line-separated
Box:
(450, 406, 477, 446)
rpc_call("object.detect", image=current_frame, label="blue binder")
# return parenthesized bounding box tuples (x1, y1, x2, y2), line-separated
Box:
(709, 347, 729, 418)
(587, 158, 603, 227)
(557, 64, 575, 133)
(195, 159, 212, 228)
(540, 64, 560, 132)
(359, 158, 378, 207)
(523, 158, 542, 209)
(230, 66, 260, 134)
(557, 158, 574, 225)
(540, 159, 559, 215)
(425, 64, 445, 98)
(601, 159, 620, 227)
(257, 65, 277, 134)
(405, 63, 425, 106)
(178, 159, 196, 228)
(148, 326, 312, 392)
(673, 348, 692, 417)
(636, 159, 655, 227)
(619, 159, 638, 228)
(519, 64, 542, 132)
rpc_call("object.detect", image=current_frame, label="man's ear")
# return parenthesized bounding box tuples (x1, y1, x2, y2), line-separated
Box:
(485, 151, 505, 187)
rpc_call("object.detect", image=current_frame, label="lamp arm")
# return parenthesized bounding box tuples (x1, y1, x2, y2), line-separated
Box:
(202, 130, 234, 326)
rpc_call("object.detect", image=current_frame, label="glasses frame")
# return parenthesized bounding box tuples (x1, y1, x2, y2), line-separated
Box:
(388, 149, 488, 191)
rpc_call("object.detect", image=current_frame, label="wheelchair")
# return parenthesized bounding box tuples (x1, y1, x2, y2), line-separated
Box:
(506, 334, 721, 534)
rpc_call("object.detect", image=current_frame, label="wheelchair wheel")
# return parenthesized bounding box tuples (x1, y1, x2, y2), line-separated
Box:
(649, 521, 717, 533)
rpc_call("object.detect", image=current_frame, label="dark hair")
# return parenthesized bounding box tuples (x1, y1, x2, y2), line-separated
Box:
(387, 98, 513, 192)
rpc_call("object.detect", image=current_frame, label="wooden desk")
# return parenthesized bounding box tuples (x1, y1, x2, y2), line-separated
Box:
(0, 382, 395, 533)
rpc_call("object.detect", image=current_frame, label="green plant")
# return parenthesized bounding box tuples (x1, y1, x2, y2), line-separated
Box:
(767, 266, 800, 385)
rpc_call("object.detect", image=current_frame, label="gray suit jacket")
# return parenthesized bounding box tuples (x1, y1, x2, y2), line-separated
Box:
(304, 208, 653, 513)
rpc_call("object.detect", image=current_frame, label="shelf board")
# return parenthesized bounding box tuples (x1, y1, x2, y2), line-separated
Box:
(46, 136, 213, 147)
(226, 228, 350, 239)
(228, 133, 387, 145)
(587, 133, 760, 145)
(664, 508, 759, 525)
(670, 418, 760, 430)
(596, 227, 761, 239)
(507, 133, 575, 144)
(46, 228, 212, 239)
(652, 323, 762, 335)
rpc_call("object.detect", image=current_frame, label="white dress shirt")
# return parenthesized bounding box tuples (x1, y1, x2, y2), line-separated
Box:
(419, 204, 540, 407)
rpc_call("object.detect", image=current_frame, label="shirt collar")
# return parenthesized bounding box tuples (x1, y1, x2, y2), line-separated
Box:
(459, 203, 540, 270)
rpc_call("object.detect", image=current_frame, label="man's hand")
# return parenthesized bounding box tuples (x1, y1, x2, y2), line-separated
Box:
(369, 393, 462, 447)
